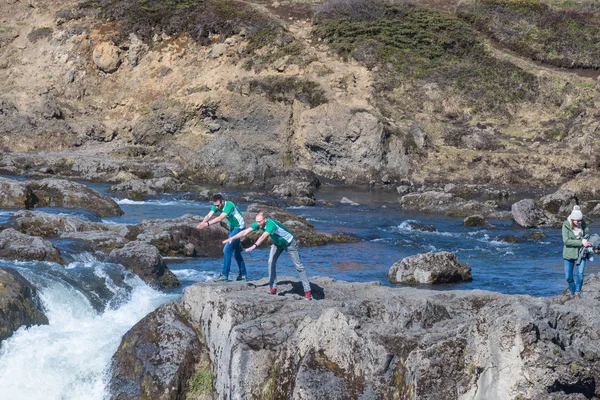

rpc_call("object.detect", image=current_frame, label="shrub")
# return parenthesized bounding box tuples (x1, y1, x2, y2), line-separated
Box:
(458, 0, 600, 68)
(228, 77, 328, 108)
(27, 27, 53, 43)
(313, 0, 539, 114)
(81, 0, 280, 49)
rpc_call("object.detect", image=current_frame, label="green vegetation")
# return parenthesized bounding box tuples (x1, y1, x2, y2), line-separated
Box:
(186, 370, 213, 399)
(0, 26, 14, 34)
(228, 76, 328, 108)
(313, 0, 539, 114)
(82, 0, 282, 51)
(458, 0, 600, 68)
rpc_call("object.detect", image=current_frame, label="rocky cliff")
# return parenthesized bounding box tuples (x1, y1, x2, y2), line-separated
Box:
(0, 0, 599, 193)
(108, 275, 600, 399)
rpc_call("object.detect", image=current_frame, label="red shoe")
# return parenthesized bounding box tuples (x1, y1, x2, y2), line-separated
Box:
(305, 291, 312, 300)
(269, 288, 277, 295)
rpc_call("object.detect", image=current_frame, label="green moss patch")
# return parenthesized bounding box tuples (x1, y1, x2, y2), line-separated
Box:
(458, 0, 600, 69)
(313, 0, 539, 114)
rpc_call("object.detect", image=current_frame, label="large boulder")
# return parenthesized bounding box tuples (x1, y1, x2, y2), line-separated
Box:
(108, 275, 600, 399)
(28, 178, 124, 217)
(0, 267, 48, 341)
(0, 228, 63, 263)
(108, 177, 185, 200)
(511, 198, 558, 228)
(295, 104, 386, 184)
(132, 214, 227, 257)
(92, 42, 121, 73)
(399, 191, 506, 218)
(0, 177, 37, 209)
(388, 251, 473, 284)
(109, 241, 180, 289)
(7, 210, 112, 237)
(107, 302, 204, 400)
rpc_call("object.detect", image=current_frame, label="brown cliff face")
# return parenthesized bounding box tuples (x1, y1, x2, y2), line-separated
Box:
(0, 0, 598, 192)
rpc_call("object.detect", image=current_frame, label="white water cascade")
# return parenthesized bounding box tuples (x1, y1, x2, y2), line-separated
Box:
(0, 255, 175, 400)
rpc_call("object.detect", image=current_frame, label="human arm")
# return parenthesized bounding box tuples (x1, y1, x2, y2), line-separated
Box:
(196, 210, 220, 230)
(245, 231, 270, 253)
(222, 227, 254, 244)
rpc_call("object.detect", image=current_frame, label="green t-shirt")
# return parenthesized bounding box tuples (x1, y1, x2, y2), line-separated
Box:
(251, 218, 294, 247)
(210, 201, 246, 230)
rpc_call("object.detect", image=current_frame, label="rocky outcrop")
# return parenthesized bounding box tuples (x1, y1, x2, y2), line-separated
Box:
(27, 178, 123, 217)
(0, 228, 63, 264)
(399, 191, 508, 218)
(7, 210, 112, 237)
(108, 177, 186, 200)
(511, 198, 558, 228)
(388, 251, 472, 284)
(0, 177, 37, 209)
(295, 104, 388, 184)
(109, 275, 600, 399)
(108, 241, 180, 289)
(0, 267, 48, 341)
(108, 302, 206, 400)
(132, 214, 226, 257)
(243, 204, 358, 247)
(60, 231, 129, 253)
(92, 42, 121, 73)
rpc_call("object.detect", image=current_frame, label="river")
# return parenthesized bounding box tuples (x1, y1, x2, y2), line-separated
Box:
(0, 180, 594, 399)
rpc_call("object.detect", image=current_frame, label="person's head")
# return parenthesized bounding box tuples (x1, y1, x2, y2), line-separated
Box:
(255, 212, 267, 229)
(212, 193, 225, 210)
(570, 205, 583, 227)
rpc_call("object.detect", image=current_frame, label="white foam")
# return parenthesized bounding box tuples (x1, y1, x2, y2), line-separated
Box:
(0, 266, 174, 400)
(171, 268, 213, 282)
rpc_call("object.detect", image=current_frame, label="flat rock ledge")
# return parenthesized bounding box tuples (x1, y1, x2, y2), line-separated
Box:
(108, 275, 600, 399)
(0, 267, 48, 341)
(388, 251, 472, 284)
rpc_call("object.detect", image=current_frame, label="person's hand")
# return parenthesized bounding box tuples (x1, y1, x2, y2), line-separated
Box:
(196, 221, 208, 230)
(245, 244, 257, 252)
(222, 238, 232, 244)
(583, 239, 591, 247)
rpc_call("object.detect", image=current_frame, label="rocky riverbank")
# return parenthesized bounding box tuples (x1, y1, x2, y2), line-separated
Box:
(107, 275, 600, 399)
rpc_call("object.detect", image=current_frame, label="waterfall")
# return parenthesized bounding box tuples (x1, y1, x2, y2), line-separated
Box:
(0, 255, 175, 400)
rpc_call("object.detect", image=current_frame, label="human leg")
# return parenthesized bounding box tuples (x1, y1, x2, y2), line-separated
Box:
(286, 239, 311, 293)
(229, 228, 247, 279)
(564, 259, 576, 295)
(575, 259, 586, 295)
(268, 245, 283, 291)
(221, 234, 236, 279)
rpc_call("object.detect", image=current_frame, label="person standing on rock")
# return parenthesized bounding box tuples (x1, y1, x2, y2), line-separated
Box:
(223, 211, 312, 300)
(562, 205, 591, 299)
(197, 193, 247, 282)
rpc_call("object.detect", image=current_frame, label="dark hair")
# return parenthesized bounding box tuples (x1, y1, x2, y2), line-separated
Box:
(212, 193, 224, 202)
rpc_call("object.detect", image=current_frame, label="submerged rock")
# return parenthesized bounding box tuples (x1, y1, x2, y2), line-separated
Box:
(388, 251, 472, 284)
(109, 241, 180, 289)
(108, 275, 600, 399)
(0, 267, 48, 341)
(0, 228, 63, 264)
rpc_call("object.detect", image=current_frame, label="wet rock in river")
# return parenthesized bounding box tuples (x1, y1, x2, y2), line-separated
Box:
(0, 228, 63, 264)
(388, 251, 472, 284)
(0, 267, 48, 342)
(28, 178, 123, 217)
(109, 241, 180, 289)
(0, 177, 37, 209)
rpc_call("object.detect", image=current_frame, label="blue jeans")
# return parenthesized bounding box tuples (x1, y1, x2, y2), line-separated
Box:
(268, 238, 311, 293)
(564, 258, 586, 295)
(222, 228, 246, 277)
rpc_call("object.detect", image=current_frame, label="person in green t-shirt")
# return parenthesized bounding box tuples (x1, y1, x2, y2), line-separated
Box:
(197, 193, 247, 282)
(223, 211, 312, 300)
